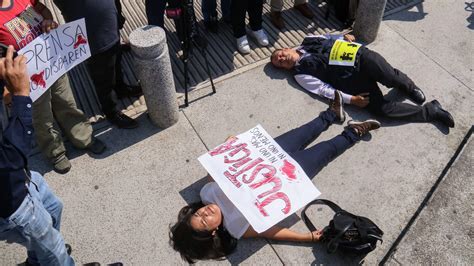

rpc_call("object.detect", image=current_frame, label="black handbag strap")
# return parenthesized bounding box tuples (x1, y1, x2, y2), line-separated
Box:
(301, 199, 344, 231)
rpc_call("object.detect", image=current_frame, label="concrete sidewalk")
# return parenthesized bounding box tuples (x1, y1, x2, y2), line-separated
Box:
(1, 1, 473, 265)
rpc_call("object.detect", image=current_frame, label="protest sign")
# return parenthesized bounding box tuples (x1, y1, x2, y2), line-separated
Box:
(198, 125, 321, 233)
(18, 19, 91, 102)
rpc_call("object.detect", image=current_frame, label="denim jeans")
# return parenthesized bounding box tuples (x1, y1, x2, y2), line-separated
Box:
(0, 172, 74, 266)
(201, 0, 231, 21)
(274, 110, 360, 178)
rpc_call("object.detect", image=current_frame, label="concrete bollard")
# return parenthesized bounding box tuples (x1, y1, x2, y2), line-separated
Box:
(353, 0, 387, 44)
(129, 26, 179, 128)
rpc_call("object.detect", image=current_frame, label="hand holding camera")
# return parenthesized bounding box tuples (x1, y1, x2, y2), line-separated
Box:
(0, 45, 29, 98)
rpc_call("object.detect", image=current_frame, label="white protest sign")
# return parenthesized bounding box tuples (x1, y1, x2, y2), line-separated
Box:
(198, 125, 321, 233)
(18, 19, 91, 102)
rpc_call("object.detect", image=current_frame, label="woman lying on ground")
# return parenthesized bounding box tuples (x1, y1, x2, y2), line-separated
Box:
(169, 91, 381, 263)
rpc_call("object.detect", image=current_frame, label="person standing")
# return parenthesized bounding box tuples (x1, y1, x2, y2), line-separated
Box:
(201, 0, 231, 33)
(231, 0, 269, 54)
(53, 0, 141, 130)
(270, 0, 314, 29)
(0, 45, 74, 266)
(0, 0, 106, 174)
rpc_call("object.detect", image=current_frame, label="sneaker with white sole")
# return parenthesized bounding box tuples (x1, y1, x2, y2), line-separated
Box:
(236, 35, 251, 54)
(249, 29, 269, 47)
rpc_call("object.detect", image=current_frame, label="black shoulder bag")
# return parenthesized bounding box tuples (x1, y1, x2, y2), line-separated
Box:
(302, 199, 383, 254)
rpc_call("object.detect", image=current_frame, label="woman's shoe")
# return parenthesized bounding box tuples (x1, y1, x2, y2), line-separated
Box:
(236, 35, 251, 54)
(248, 29, 269, 47)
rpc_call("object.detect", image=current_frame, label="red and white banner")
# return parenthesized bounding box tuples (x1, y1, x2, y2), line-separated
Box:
(19, 19, 91, 102)
(198, 125, 321, 233)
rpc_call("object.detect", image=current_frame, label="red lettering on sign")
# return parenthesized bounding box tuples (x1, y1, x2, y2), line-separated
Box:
(209, 137, 239, 156)
(223, 158, 263, 188)
(250, 175, 281, 199)
(255, 192, 291, 216)
(242, 163, 276, 185)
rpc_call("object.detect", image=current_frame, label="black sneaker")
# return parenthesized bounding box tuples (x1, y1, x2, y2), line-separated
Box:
(66, 244, 72, 255)
(115, 84, 142, 99)
(431, 100, 454, 128)
(204, 15, 218, 33)
(348, 119, 381, 137)
(329, 90, 346, 123)
(108, 112, 138, 129)
(86, 137, 107, 154)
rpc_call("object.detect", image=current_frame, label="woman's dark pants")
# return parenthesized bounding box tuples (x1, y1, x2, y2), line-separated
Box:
(274, 110, 361, 178)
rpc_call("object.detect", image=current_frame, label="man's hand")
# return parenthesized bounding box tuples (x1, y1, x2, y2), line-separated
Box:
(350, 93, 370, 108)
(344, 34, 356, 42)
(0, 45, 30, 97)
(41, 19, 58, 33)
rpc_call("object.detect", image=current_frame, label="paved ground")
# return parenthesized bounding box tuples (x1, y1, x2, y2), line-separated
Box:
(1, 0, 473, 265)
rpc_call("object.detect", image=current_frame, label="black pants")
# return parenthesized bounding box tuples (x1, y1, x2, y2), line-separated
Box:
(350, 49, 436, 122)
(86, 43, 127, 117)
(231, 0, 264, 38)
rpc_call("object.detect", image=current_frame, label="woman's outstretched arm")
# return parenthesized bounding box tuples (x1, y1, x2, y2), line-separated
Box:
(242, 225, 323, 243)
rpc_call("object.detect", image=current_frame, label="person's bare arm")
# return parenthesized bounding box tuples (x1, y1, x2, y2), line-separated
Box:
(242, 225, 323, 243)
(33, 2, 58, 33)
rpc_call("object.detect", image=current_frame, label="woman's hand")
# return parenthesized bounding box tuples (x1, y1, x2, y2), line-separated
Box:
(344, 34, 356, 42)
(41, 19, 59, 33)
(350, 93, 370, 108)
(311, 229, 324, 242)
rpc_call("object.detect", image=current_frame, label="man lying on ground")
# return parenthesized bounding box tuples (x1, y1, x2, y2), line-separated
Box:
(271, 34, 454, 129)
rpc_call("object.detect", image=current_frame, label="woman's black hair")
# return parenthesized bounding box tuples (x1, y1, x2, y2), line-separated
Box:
(169, 202, 238, 264)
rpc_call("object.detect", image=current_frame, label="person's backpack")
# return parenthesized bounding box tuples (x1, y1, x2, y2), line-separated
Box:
(301, 199, 383, 254)
(323, 0, 359, 27)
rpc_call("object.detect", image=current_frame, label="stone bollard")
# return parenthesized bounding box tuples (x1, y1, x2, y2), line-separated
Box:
(129, 26, 179, 128)
(353, 0, 387, 44)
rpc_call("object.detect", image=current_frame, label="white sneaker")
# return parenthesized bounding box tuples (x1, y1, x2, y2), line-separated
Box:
(236, 35, 251, 54)
(249, 29, 269, 47)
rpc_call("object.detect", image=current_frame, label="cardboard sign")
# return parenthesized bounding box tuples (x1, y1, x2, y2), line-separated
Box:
(329, 39, 362, 66)
(198, 125, 321, 233)
(18, 19, 91, 102)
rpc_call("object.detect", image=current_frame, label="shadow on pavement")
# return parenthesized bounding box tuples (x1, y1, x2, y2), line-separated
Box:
(29, 113, 164, 175)
(383, 3, 428, 22)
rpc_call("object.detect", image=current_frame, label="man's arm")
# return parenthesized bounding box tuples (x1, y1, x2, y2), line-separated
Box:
(294, 74, 353, 104)
(0, 46, 33, 166)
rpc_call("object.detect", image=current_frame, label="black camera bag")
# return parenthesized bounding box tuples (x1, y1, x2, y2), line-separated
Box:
(301, 199, 383, 254)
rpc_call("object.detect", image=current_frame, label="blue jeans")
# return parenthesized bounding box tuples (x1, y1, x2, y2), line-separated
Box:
(0, 172, 74, 266)
(201, 0, 231, 21)
(275, 110, 360, 178)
